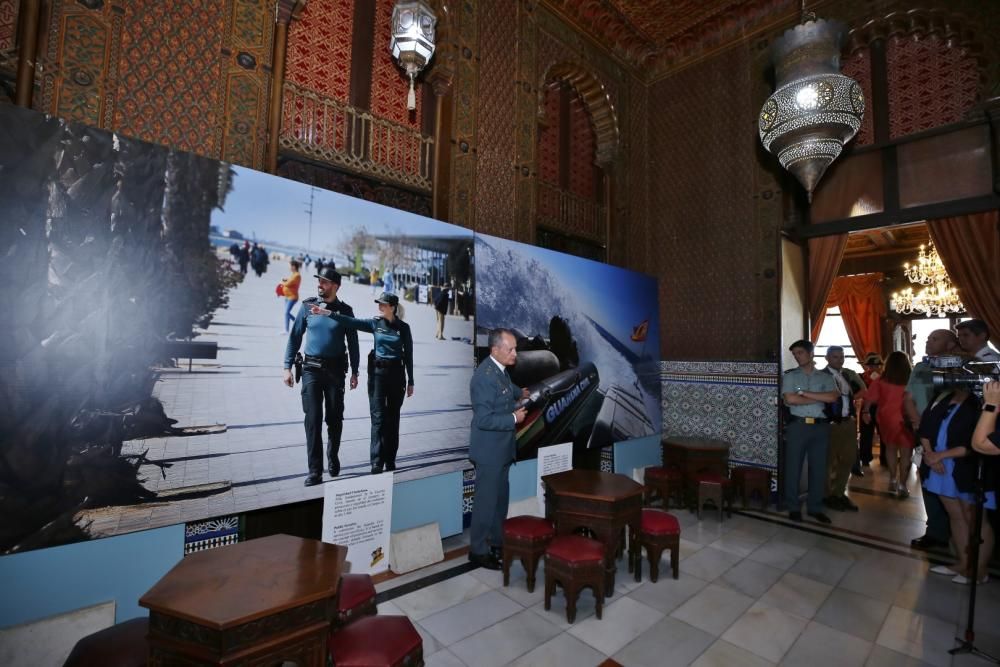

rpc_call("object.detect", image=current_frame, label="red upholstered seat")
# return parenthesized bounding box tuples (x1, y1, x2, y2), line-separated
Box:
(503, 516, 555, 539)
(338, 574, 376, 614)
(641, 509, 680, 535)
(644, 466, 681, 481)
(328, 616, 422, 667)
(546, 535, 604, 563)
(64, 617, 148, 667)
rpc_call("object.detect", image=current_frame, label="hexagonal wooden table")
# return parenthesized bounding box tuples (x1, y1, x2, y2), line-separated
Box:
(542, 469, 644, 594)
(140, 534, 347, 666)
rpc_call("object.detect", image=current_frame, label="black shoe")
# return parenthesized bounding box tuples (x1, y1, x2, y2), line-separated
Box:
(304, 474, 322, 487)
(328, 460, 340, 477)
(809, 512, 833, 524)
(851, 466, 865, 477)
(468, 552, 501, 571)
(840, 495, 859, 512)
(490, 546, 503, 561)
(371, 464, 383, 475)
(910, 535, 947, 550)
(789, 511, 803, 522)
(823, 496, 845, 511)
(385, 463, 396, 472)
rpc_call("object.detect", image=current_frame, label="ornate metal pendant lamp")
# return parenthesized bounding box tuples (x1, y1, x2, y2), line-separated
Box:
(389, 0, 437, 111)
(759, 4, 864, 201)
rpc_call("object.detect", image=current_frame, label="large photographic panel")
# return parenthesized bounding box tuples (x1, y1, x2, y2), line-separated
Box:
(0, 105, 474, 554)
(474, 235, 662, 463)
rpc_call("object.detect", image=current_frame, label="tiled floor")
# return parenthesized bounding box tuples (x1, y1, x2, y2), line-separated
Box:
(374, 469, 1000, 666)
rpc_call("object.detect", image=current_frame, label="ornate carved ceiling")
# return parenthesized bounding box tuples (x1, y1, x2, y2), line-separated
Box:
(542, 0, 799, 80)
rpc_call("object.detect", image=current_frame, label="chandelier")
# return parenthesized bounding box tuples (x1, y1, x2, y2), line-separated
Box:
(902, 242, 949, 286)
(758, 3, 864, 201)
(389, 0, 437, 111)
(890, 242, 964, 318)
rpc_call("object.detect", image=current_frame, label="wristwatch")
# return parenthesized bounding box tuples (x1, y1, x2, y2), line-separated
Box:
(985, 404, 998, 413)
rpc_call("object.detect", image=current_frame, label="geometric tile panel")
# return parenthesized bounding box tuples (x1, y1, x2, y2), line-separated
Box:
(114, 0, 227, 157)
(662, 360, 779, 471)
(648, 44, 772, 361)
(184, 515, 240, 555)
(0, 0, 17, 53)
(568, 93, 596, 200)
(886, 34, 979, 140)
(286, 0, 355, 102)
(841, 48, 873, 146)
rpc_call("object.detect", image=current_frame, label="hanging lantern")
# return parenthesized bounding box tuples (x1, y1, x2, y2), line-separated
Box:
(759, 12, 864, 201)
(389, 0, 437, 111)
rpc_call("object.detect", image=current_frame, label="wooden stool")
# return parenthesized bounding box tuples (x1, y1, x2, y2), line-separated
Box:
(328, 615, 422, 667)
(632, 508, 681, 582)
(732, 466, 771, 509)
(335, 573, 377, 629)
(502, 515, 555, 593)
(694, 472, 733, 520)
(643, 466, 683, 508)
(544, 535, 605, 624)
(64, 617, 148, 667)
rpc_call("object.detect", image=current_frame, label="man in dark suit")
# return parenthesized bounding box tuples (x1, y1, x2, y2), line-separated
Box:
(468, 329, 528, 570)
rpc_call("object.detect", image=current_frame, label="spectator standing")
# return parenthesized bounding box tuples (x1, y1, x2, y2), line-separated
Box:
(864, 351, 915, 497)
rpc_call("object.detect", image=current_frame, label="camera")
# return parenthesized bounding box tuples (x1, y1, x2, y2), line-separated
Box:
(929, 355, 1000, 398)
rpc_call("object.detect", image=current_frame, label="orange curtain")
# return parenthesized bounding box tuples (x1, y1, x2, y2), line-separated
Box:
(809, 234, 848, 341)
(826, 273, 886, 361)
(928, 210, 1000, 348)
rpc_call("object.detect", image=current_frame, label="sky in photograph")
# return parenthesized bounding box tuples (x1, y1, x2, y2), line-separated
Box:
(211, 166, 469, 255)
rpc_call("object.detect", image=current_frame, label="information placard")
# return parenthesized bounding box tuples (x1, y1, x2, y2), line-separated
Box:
(537, 442, 573, 514)
(322, 473, 394, 575)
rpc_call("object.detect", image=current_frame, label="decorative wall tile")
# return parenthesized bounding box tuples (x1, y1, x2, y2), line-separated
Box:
(286, 0, 355, 102)
(886, 34, 979, 140)
(184, 515, 240, 555)
(662, 360, 779, 470)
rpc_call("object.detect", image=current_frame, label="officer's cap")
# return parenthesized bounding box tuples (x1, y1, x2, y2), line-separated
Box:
(375, 292, 399, 306)
(315, 266, 341, 284)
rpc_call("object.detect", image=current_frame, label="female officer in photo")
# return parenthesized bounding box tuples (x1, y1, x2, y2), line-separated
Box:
(315, 292, 414, 473)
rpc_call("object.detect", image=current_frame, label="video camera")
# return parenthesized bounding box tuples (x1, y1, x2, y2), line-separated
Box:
(929, 355, 1000, 399)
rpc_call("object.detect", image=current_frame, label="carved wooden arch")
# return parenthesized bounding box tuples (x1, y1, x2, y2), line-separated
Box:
(845, 8, 989, 93)
(538, 62, 620, 168)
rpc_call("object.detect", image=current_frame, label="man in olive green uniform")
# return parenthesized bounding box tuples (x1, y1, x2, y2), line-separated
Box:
(783, 340, 840, 523)
(822, 346, 866, 511)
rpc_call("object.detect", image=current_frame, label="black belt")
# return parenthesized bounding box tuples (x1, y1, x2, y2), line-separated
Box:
(303, 354, 347, 371)
(373, 357, 403, 368)
(787, 416, 828, 424)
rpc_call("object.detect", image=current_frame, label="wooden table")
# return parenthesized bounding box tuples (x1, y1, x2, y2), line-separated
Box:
(140, 534, 347, 666)
(542, 469, 644, 594)
(661, 436, 731, 508)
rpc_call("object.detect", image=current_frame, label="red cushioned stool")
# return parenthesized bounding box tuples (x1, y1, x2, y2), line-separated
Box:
(732, 466, 771, 509)
(544, 534, 605, 623)
(64, 617, 148, 667)
(631, 508, 681, 582)
(328, 615, 422, 667)
(335, 573, 377, 629)
(694, 472, 733, 521)
(502, 515, 555, 592)
(643, 466, 684, 509)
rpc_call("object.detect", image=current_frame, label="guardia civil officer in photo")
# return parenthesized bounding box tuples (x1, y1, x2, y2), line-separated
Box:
(283, 267, 360, 486)
(322, 291, 414, 474)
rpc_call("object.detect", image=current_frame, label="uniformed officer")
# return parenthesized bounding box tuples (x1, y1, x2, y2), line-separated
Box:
(319, 292, 414, 474)
(782, 339, 840, 523)
(283, 267, 360, 486)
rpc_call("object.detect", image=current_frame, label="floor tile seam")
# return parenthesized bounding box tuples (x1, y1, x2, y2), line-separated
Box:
(735, 509, 953, 566)
(426, 600, 529, 653)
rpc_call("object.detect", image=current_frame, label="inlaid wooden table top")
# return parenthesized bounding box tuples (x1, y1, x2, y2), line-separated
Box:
(139, 533, 347, 630)
(542, 469, 644, 501)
